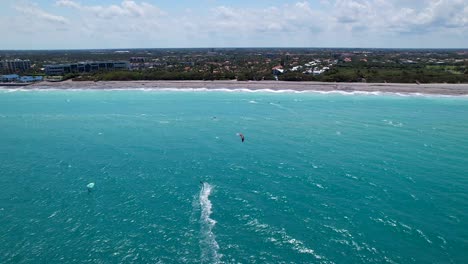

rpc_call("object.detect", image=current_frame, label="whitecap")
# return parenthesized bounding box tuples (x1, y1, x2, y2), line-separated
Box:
(264, 192, 281, 201)
(437, 236, 447, 245)
(314, 183, 324, 189)
(48, 211, 59, 218)
(246, 217, 325, 260)
(416, 229, 433, 244)
(345, 173, 358, 180)
(382, 119, 404, 127)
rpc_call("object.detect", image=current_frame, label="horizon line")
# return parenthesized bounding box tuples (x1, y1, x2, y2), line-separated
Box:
(1, 47, 468, 52)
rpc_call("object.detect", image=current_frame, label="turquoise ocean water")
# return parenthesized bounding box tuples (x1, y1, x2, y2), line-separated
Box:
(0, 89, 467, 263)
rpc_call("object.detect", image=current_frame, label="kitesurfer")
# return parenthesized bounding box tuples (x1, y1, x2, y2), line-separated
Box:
(238, 133, 245, 143)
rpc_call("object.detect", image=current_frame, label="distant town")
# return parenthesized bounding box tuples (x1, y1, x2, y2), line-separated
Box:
(1, 48, 468, 84)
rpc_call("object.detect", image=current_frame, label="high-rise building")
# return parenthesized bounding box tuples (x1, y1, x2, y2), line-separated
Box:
(0, 59, 32, 73)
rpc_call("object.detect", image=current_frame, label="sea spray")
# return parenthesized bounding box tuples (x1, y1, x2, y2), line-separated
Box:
(199, 183, 221, 263)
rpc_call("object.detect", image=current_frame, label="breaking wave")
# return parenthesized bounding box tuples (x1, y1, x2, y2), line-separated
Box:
(2, 86, 467, 97)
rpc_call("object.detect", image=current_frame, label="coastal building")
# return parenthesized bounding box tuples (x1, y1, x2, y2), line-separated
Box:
(313, 69, 325, 75)
(1, 74, 43, 83)
(0, 59, 32, 73)
(19, 76, 43, 82)
(272, 65, 284, 75)
(130, 57, 146, 63)
(291, 66, 303, 72)
(45, 61, 130, 75)
(1, 74, 20, 82)
(129, 57, 162, 70)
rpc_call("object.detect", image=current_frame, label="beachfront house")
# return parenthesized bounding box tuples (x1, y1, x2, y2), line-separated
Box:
(313, 69, 325, 75)
(291, 66, 303, 72)
(272, 66, 284, 75)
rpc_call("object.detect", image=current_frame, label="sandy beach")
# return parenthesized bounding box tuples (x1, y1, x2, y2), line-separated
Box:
(5, 80, 468, 95)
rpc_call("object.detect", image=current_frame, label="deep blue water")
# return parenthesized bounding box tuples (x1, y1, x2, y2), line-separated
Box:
(0, 90, 467, 263)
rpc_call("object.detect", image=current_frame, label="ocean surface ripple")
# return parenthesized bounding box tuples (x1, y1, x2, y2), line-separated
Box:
(0, 90, 467, 263)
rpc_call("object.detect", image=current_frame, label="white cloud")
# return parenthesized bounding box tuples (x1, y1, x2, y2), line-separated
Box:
(53, 0, 169, 48)
(55, 0, 80, 9)
(56, 0, 164, 19)
(207, 2, 326, 35)
(1, 0, 467, 49)
(15, 2, 68, 24)
(331, 0, 468, 34)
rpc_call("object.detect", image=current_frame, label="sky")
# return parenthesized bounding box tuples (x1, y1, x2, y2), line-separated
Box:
(1, 0, 467, 49)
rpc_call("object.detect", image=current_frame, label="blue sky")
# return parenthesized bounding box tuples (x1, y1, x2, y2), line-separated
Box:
(1, 0, 467, 49)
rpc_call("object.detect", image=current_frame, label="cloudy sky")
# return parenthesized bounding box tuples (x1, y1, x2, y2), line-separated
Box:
(1, 0, 467, 49)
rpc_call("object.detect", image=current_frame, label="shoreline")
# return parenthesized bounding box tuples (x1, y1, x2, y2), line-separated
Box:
(2, 80, 468, 95)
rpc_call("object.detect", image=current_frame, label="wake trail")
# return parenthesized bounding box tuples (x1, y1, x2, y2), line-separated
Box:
(199, 183, 222, 264)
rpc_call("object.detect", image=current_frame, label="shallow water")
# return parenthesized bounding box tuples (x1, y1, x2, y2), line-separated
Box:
(0, 90, 467, 263)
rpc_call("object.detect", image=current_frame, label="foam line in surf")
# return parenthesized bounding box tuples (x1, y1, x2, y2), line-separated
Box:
(4, 87, 468, 97)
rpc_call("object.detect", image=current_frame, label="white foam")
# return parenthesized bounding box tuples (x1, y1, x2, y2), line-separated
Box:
(324, 225, 353, 238)
(279, 230, 324, 259)
(3, 86, 468, 98)
(266, 192, 280, 201)
(384, 256, 398, 264)
(0, 88, 31, 93)
(199, 183, 221, 263)
(48, 211, 59, 218)
(4, 85, 468, 100)
(370, 215, 429, 241)
(437, 235, 447, 245)
(345, 173, 358, 180)
(382, 119, 404, 127)
(246, 217, 325, 260)
(416, 229, 433, 244)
